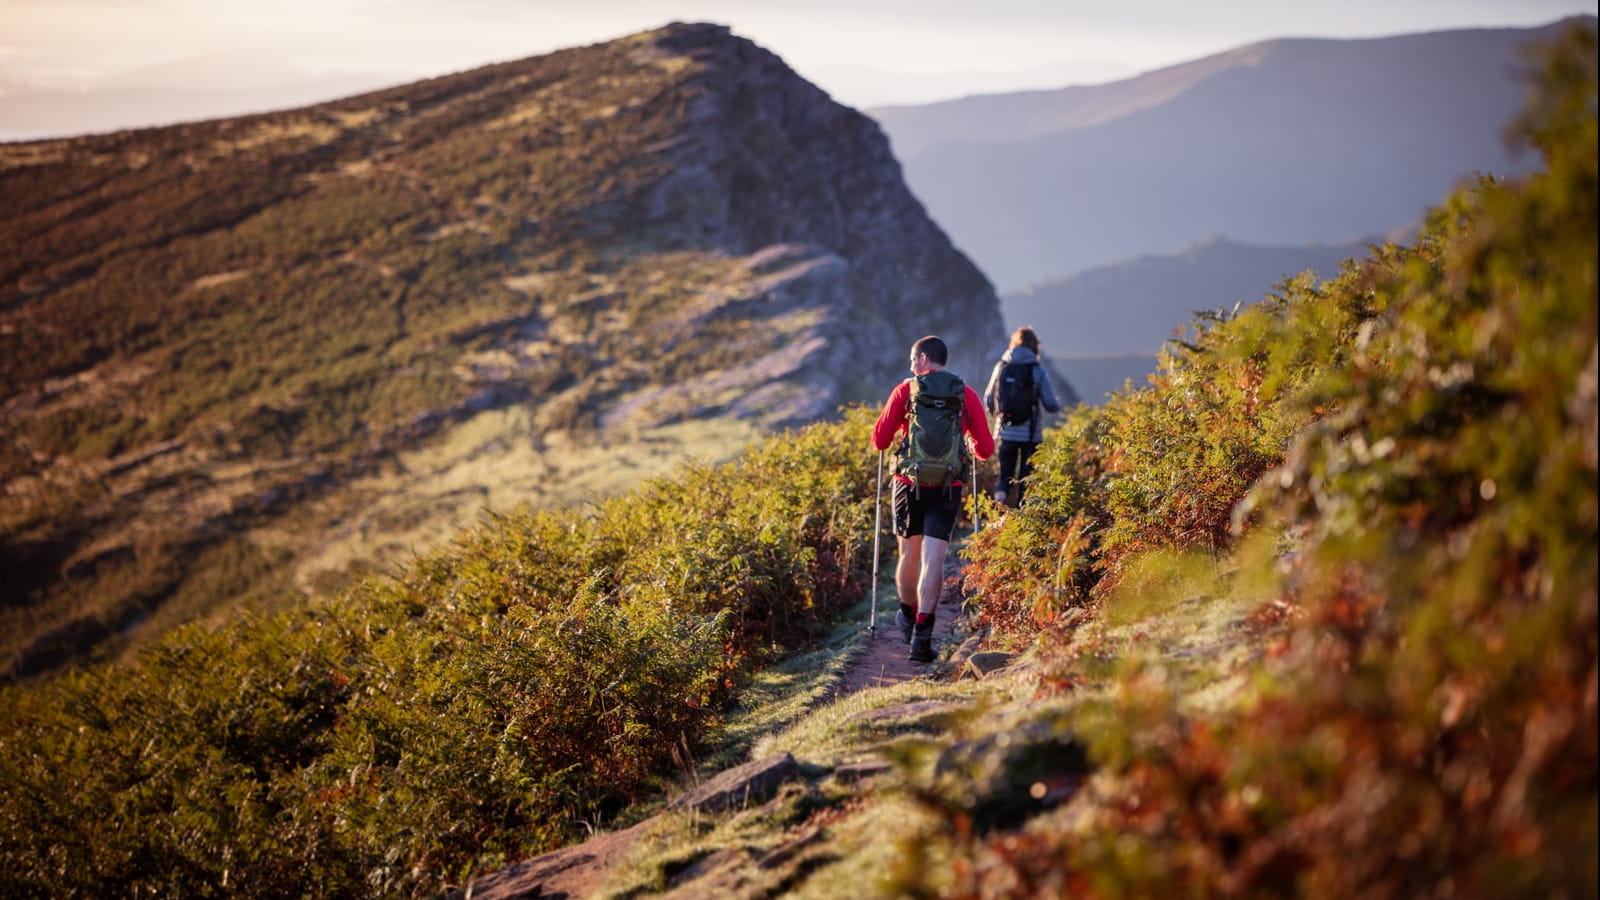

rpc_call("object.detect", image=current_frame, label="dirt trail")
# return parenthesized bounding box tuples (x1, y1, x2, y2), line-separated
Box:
(834, 546, 970, 696)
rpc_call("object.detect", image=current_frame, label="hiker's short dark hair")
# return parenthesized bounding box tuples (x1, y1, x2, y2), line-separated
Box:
(911, 335, 948, 365)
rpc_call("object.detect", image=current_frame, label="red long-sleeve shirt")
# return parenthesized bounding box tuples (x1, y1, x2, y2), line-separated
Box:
(872, 377, 995, 485)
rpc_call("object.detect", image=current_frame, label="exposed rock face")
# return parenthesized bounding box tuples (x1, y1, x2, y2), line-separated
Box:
(640, 23, 1007, 402)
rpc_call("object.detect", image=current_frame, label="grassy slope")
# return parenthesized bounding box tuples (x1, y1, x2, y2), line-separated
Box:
(0, 407, 884, 898)
(0, 27, 821, 678)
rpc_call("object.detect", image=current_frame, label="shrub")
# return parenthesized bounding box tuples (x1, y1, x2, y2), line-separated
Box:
(928, 22, 1599, 899)
(962, 407, 1110, 640)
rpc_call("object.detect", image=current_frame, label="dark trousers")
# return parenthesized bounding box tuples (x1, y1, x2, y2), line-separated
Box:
(997, 441, 1039, 507)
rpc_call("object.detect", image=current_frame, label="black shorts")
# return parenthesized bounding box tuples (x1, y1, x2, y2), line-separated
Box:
(892, 480, 963, 542)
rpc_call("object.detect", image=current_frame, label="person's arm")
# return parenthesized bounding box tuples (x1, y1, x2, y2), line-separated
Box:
(962, 385, 996, 460)
(1037, 363, 1062, 414)
(872, 381, 910, 451)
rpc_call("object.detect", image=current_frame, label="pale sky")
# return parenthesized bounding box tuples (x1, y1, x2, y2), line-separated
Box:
(1, 0, 1594, 113)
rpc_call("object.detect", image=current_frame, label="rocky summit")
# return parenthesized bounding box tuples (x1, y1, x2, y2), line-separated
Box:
(635, 24, 1004, 390)
(0, 22, 1005, 677)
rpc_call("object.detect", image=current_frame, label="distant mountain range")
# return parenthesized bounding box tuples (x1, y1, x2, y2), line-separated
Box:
(0, 23, 1003, 677)
(1009, 235, 1376, 402)
(872, 18, 1590, 296)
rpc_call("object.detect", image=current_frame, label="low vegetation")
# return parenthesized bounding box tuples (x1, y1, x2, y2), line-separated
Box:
(898, 23, 1598, 897)
(0, 407, 878, 897)
(596, 23, 1597, 898)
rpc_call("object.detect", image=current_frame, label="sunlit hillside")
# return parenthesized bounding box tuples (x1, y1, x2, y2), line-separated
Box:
(0, 23, 1003, 679)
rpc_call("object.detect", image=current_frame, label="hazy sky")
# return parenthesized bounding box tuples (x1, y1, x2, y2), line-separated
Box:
(1, 0, 1593, 109)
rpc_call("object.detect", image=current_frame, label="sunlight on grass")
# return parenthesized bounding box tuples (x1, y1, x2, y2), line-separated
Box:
(1099, 548, 1216, 628)
(213, 117, 342, 153)
(287, 412, 765, 590)
(752, 677, 1001, 769)
(698, 599, 872, 773)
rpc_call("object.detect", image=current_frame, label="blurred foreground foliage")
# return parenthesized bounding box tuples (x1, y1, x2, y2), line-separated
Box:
(945, 22, 1596, 898)
(0, 407, 877, 898)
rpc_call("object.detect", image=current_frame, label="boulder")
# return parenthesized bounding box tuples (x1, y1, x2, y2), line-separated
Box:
(670, 752, 802, 814)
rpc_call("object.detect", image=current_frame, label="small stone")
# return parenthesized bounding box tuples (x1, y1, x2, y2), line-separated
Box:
(967, 651, 1017, 679)
(830, 760, 893, 783)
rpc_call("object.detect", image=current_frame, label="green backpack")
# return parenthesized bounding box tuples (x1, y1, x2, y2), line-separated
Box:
(897, 370, 968, 487)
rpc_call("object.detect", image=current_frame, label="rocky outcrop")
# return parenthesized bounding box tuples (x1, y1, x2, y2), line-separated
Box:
(669, 752, 803, 814)
(637, 23, 1007, 397)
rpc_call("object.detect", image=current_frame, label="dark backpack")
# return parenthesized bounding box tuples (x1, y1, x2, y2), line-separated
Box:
(996, 361, 1039, 426)
(897, 370, 967, 486)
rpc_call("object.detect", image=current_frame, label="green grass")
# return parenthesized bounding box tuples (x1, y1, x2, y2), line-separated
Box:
(696, 598, 875, 774)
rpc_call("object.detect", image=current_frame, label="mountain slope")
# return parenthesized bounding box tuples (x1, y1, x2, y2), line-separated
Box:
(874, 19, 1586, 291)
(871, 40, 1276, 159)
(0, 22, 1005, 679)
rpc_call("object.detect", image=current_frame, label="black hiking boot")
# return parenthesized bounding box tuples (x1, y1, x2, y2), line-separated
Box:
(895, 605, 915, 644)
(909, 616, 936, 663)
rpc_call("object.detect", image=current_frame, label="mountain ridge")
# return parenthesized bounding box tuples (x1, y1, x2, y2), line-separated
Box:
(870, 39, 1273, 157)
(0, 22, 1005, 678)
(874, 17, 1590, 292)
(1011, 234, 1377, 402)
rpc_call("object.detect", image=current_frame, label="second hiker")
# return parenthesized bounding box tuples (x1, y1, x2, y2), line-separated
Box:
(983, 326, 1064, 508)
(872, 335, 995, 663)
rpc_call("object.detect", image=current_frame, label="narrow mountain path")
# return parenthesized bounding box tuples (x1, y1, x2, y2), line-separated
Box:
(833, 542, 971, 696)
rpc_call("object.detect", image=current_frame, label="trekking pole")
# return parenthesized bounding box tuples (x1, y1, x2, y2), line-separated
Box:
(970, 451, 981, 535)
(869, 450, 884, 634)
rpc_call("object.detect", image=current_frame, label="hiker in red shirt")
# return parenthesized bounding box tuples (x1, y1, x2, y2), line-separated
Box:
(872, 335, 994, 662)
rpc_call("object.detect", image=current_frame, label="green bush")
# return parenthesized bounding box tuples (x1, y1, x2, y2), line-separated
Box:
(962, 407, 1110, 639)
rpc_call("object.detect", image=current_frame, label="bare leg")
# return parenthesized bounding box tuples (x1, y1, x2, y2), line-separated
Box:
(918, 536, 949, 614)
(896, 535, 923, 609)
